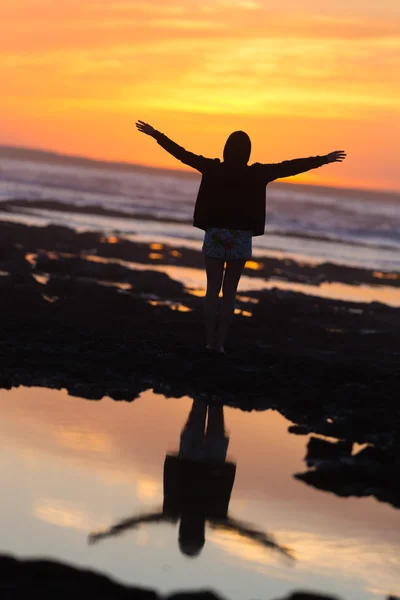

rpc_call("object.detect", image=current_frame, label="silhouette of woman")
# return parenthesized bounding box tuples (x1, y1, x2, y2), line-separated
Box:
(136, 120, 346, 353)
(88, 398, 293, 561)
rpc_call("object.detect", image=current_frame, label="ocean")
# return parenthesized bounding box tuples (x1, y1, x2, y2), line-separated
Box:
(1, 151, 400, 273)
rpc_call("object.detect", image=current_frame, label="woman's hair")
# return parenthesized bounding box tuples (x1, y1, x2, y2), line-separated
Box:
(223, 131, 251, 165)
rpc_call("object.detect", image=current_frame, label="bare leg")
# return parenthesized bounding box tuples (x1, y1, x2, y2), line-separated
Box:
(205, 401, 229, 463)
(215, 258, 247, 352)
(206, 403, 225, 436)
(179, 399, 207, 460)
(203, 256, 225, 349)
(181, 399, 207, 435)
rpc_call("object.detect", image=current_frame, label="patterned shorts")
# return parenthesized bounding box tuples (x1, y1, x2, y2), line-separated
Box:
(202, 227, 252, 260)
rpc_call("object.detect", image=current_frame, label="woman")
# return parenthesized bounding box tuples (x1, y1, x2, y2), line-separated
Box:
(89, 397, 293, 561)
(136, 120, 346, 353)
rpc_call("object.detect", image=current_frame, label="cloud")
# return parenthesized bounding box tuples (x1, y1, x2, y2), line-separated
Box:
(2, 0, 399, 189)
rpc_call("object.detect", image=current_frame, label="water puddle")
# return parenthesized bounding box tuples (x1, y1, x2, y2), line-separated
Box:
(25, 251, 400, 307)
(0, 387, 398, 599)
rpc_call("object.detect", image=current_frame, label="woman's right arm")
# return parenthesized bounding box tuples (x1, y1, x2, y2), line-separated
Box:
(88, 509, 169, 544)
(136, 120, 216, 173)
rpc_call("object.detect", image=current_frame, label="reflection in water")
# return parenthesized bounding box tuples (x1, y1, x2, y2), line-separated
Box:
(1, 388, 399, 598)
(100, 236, 119, 244)
(88, 399, 293, 562)
(24, 250, 400, 306)
(147, 299, 192, 312)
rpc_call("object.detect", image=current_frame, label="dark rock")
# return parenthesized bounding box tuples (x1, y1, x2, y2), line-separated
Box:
(305, 437, 353, 464)
(1, 219, 399, 477)
(0, 554, 350, 600)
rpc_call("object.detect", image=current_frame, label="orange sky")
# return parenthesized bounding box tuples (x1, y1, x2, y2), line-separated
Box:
(2, 0, 400, 191)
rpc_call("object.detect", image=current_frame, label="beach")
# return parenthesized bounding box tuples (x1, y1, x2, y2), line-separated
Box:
(1, 153, 399, 600)
(1, 217, 399, 454)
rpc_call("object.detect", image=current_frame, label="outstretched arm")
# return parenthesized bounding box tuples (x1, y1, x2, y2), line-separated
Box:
(88, 509, 172, 545)
(260, 150, 346, 182)
(136, 120, 215, 173)
(209, 517, 295, 561)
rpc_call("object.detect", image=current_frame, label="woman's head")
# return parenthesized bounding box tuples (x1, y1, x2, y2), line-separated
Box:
(178, 515, 206, 558)
(223, 131, 251, 165)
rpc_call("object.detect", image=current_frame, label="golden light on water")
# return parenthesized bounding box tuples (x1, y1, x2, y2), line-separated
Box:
(136, 478, 162, 501)
(147, 300, 192, 312)
(234, 308, 252, 317)
(33, 498, 96, 532)
(55, 428, 112, 454)
(186, 288, 205, 297)
(175, 305, 191, 312)
(25, 253, 37, 266)
(373, 271, 399, 280)
(100, 236, 119, 244)
(245, 261, 263, 271)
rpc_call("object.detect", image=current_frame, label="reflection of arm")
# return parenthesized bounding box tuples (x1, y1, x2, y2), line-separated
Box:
(153, 131, 216, 173)
(88, 509, 173, 544)
(209, 517, 294, 560)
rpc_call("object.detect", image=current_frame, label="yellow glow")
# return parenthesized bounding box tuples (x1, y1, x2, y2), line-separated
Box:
(209, 528, 291, 569)
(234, 309, 253, 317)
(373, 271, 399, 280)
(236, 295, 258, 304)
(1, 1, 399, 191)
(136, 478, 161, 500)
(245, 261, 263, 271)
(147, 299, 192, 312)
(25, 253, 37, 266)
(186, 288, 205, 297)
(170, 250, 182, 257)
(33, 498, 96, 532)
(148, 253, 163, 260)
(100, 236, 119, 244)
(174, 305, 191, 312)
(56, 428, 111, 453)
(33, 274, 49, 285)
(150, 243, 164, 250)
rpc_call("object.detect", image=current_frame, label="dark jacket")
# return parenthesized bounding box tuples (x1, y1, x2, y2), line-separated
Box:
(154, 131, 328, 237)
(163, 454, 236, 519)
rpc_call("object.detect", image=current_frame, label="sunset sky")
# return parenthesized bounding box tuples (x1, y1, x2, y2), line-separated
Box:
(2, 0, 400, 191)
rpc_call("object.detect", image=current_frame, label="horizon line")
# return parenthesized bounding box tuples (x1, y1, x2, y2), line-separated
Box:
(1, 143, 399, 199)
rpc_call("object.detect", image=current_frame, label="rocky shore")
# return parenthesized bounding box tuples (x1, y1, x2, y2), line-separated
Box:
(1, 554, 397, 600)
(1, 220, 399, 508)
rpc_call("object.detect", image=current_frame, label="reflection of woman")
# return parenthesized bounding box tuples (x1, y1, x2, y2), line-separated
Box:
(136, 119, 346, 353)
(89, 400, 293, 561)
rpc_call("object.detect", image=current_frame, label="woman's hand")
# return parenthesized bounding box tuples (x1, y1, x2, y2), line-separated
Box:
(136, 120, 157, 137)
(325, 150, 347, 163)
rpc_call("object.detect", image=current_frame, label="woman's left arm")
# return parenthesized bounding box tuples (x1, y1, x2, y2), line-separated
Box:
(136, 120, 216, 173)
(258, 150, 346, 182)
